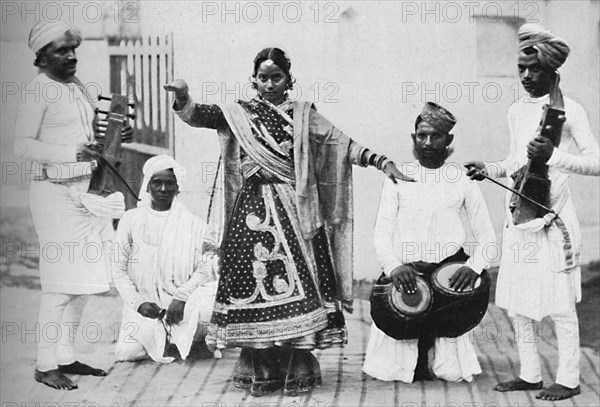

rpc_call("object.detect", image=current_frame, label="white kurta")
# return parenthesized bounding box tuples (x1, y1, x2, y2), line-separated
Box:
(112, 203, 217, 362)
(14, 73, 124, 294)
(363, 162, 496, 382)
(486, 95, 600, 321)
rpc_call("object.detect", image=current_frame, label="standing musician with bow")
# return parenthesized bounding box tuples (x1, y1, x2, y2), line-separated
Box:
(13, 20, 132, 391)
(466, 23, 600, 401)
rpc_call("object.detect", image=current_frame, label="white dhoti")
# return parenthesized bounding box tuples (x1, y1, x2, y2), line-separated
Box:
(362, 323, 481, 383)
(29, 179, 124, 295)
(115, 280, 217, 362)
(496, 177, 583, 389)
(30, 179, 125, 371)
(513, 312, 580, 388)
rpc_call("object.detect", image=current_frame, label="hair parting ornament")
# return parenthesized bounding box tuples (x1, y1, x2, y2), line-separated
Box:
(252, 47, 295, 90)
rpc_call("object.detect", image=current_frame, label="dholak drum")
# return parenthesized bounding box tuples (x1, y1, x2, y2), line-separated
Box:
(432, 262, 481, 294)
(369, 274, 433, 340)
(428, 262, 491, 338)
(370, 263, 490, 340)
(389, 276, 432, 316)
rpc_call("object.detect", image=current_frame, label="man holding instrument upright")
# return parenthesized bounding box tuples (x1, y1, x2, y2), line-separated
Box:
(13, 20, 131, 390)
(466, 23, 600, 401)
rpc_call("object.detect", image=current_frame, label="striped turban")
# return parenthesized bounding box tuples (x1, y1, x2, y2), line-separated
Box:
(518, 23, 570, 71)
(28, 20, 82, 54)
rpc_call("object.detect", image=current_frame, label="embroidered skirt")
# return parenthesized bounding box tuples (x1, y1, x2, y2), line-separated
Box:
(206, 176, 346, 350)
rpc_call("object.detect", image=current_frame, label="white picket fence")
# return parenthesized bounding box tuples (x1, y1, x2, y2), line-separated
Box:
(108, 34, 174, 155)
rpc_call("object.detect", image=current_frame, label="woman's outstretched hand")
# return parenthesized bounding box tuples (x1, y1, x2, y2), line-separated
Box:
(383, 162, 415, 183)
(164, 79, 190, 103)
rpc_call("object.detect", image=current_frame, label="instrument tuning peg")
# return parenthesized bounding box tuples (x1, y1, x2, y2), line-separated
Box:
(98, 95, 112, 102)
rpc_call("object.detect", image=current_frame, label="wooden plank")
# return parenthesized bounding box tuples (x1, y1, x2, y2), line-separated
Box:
(108, 359, 161, 405)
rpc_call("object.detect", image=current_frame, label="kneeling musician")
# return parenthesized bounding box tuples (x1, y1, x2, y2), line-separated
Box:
(363, 102, 497, 383)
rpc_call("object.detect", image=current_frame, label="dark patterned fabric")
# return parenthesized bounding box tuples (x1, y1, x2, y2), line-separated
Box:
(205, 99, 346, 350)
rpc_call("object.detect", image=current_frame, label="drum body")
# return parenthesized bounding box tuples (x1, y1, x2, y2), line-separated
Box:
(370, 264, 490, 340)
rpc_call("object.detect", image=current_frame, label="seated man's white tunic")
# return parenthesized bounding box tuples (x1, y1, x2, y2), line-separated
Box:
(363, 162, 496, 383)
(112, 200, 217, 362)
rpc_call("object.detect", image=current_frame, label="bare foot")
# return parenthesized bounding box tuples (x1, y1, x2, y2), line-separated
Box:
(58, 361, 107, 376)
(494, 378, 543, 392)
(536, 383, 581, 400)
(34, 369, 78, 390)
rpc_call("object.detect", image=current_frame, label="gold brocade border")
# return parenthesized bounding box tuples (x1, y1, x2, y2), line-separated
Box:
(208, 308, 329, 344)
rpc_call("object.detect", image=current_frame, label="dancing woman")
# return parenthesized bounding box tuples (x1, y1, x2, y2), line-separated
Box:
(165, 47, 413, 396)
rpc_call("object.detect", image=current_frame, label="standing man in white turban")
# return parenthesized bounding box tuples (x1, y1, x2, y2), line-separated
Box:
(466, 23, 600, 401)
(13, 21, 130, 390)
(112, 155, 218, 363)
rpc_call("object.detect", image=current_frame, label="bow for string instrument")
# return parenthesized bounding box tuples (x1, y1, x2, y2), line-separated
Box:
(88, 94, 140, 201)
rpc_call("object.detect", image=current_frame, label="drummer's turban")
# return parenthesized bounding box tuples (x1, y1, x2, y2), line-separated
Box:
(420, 102, 457, 134)
(28, 20, 82, 54)
(518, 23, 570, 71)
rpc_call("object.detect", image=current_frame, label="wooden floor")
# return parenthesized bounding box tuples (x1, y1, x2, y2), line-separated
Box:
(1, 287, 599, 407)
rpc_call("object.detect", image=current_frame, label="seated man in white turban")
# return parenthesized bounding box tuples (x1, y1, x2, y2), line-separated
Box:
(112, 155, 218, 363)
(467, 23, 600, 401)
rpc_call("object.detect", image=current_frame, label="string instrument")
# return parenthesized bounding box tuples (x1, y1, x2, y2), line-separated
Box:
(509, 73, 565, 224)
(88, 94, 140, 201)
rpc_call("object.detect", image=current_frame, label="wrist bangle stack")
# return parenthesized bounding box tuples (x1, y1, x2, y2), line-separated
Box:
(365, 151, 393, 171)
(379, 158, 394, 171)
(374, 154, 388, 170)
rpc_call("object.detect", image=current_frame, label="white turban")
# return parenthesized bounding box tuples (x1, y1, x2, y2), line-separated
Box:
(139, 155, 187, 207)
(518, 23, 570, 71)
(28, 20, 82, 54)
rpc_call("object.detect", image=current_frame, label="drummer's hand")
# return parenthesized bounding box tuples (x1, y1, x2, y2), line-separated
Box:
(527, 135, 554, 162)
(383, 162, 415, 184)
(76, 142, 101, 162)
(464, 161, 487, 181)
(390, 265, 418, 294)
(448, 266, 479, 292)
(164, 79, 190, 106)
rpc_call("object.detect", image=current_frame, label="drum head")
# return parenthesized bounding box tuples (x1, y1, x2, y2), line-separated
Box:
(432, 262, 481, 295)
(388, 276, 432, 316)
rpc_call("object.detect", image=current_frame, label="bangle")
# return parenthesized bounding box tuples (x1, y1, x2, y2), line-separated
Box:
(374, 155, 387, 170)
(368, 152, 377, 167)
(379, 158, 393, 171)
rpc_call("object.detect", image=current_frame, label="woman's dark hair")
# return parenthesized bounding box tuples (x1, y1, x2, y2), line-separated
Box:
(251, 47, 295, 90)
